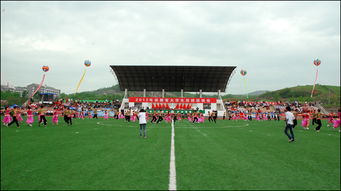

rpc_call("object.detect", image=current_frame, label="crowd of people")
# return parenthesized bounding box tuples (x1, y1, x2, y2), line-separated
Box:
(224, 100, 326, 120)
(1, 100, 340, 134)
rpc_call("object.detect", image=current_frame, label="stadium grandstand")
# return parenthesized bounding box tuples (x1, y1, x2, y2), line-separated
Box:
(110, 65, 236, 116)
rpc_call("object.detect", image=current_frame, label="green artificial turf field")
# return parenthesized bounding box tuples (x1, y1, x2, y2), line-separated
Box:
(1, 117, 340, 190)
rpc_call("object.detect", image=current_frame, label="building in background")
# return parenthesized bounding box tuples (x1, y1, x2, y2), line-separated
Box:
(1, 83, 61, 99)
(14, 86, 28, 97)
(26, 84, 61, 100)
(1, 82, 15, 92)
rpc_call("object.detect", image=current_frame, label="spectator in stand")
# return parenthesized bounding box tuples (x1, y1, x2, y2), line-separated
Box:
(93, 108, 98, 119)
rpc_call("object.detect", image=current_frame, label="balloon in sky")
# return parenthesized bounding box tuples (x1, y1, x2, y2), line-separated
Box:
(84, 60, 91, 67)
(240, 70, 247, 76)
(42, 66, 49, 72)
(313, 59, 321, 66)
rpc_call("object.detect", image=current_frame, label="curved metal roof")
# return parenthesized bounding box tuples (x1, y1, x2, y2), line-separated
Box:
(110, 65, 236, 92)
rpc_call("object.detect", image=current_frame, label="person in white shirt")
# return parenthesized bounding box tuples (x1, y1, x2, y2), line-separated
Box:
(284, 106, 295, 142)
(138, 108, 147, 138)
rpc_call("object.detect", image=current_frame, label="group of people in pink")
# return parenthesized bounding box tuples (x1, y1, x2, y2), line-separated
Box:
(147, 110, 204, 124)
(1, 102, 340, 132)
(1, 105, 76, 128)
(299, 109, 341, 132)
(188, 112, 205, 123)
(327, 110, 341, 131)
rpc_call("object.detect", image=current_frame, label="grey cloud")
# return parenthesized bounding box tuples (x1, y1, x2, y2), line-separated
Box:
(1, 1, 339, 94)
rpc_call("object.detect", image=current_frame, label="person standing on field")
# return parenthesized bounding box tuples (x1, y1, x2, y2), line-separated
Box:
(38, 105, 47, 127)
(138, 108, 147, 138)
(292, 109, 298, 128)
(315, 109, 323, 132)
(212, 110, 217, 123)
(284, 106, 295, 143)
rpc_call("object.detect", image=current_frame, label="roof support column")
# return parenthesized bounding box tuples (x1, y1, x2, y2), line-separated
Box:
(218, 89, 222, 100)
(199, 89, 202, 98)
(124, 88, 128, 99)
(181, 89, 184, 98)
(143, 89, 146, 97)
(162, 89, 165, 98)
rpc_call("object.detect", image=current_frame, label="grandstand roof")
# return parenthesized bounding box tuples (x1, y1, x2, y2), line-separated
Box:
(110, 65, 236, 92)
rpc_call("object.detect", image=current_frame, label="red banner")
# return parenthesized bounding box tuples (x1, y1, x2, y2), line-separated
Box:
(129, 97, 217, 103)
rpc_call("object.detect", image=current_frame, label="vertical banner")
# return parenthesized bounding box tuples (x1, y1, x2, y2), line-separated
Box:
(310, 68, 319, 97)
(311, 59, 321, 98)
(75, 70, 87, 93)
(30, 74, 46, 98)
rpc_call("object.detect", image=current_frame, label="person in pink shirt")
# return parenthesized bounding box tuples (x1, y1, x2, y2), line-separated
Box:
(26, 106, 34, 127)
(301, 113, 310, 130)
(2, 106, 12, 126)
(327, 112, 334, 127)
(103, 110, 109, 120)
(332, 109, 341, 132)
(16, 108, 23, 122)
(52, 108, 59, 125)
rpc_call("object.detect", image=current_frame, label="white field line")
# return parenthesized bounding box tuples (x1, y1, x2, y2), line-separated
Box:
(169, 120, 177, 191)
(188, 123, 208, 137)
(195, 128, 207, 137)
(183, 123, 249, 129)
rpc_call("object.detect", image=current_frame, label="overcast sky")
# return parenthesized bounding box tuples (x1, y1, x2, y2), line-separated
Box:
(1, 1, 340, 94)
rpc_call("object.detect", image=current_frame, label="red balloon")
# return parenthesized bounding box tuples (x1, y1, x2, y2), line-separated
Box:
(42, 66, 49, 72)
(313, 59, 321, 66)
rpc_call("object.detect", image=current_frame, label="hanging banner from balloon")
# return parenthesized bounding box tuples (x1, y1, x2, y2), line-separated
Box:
(75, 70, 87, 93)
(240, 69, 248, 98)
(27, 66, 49, 104)
(75, 60, 91, 93)
(311, 59, 321, 97)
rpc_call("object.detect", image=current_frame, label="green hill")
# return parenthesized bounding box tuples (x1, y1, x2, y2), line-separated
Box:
(257, 84, 340, 109)
(60, 84, 340, 109)
(2, 84, 339, 110)
(60, 85, 124, 101)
